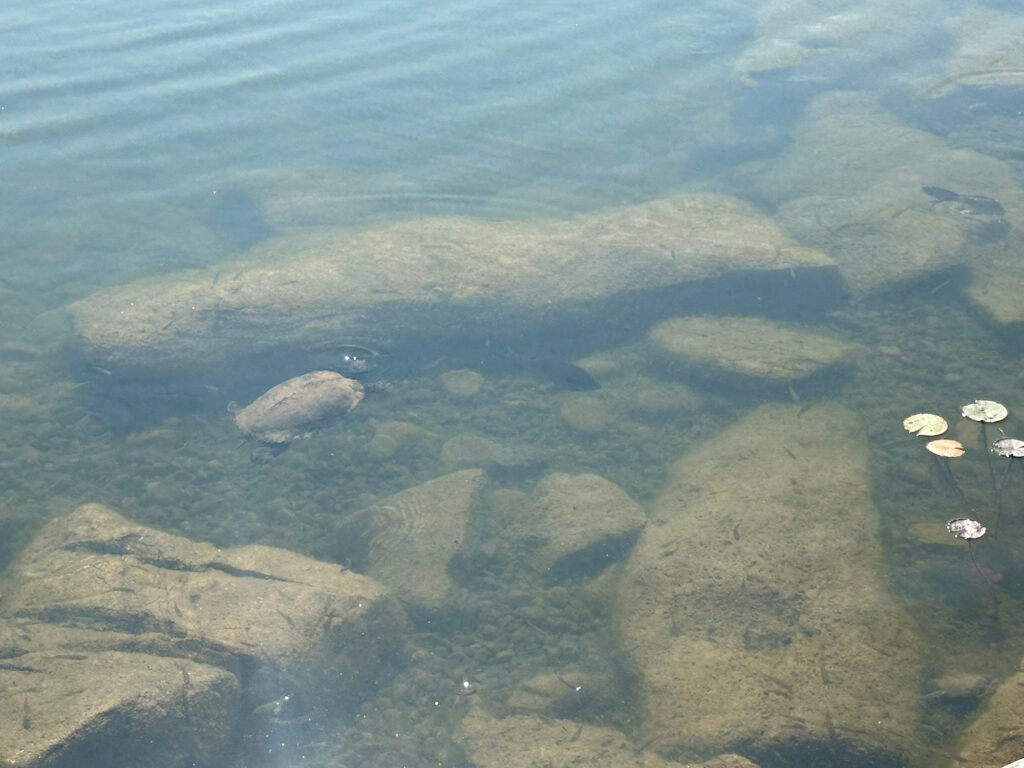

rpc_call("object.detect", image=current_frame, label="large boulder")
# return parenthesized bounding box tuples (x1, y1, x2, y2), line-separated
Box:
(0, 504, 406, 767)
(0, 504, 402, 685)
(614, 402, 924, 765)
(67, 195, 841, 386)
(0, 648, 238, 768)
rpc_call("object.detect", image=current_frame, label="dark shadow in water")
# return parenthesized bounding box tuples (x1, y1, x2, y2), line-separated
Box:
(66, 261, 848, 430)
(204, 185, 275, 252)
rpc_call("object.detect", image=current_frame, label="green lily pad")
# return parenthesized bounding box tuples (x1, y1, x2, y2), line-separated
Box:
(961, 399, 1008, 423)
(903, 413, 948, 436)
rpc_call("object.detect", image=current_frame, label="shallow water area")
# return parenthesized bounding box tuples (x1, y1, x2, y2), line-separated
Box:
(4, 1, 1024, 767)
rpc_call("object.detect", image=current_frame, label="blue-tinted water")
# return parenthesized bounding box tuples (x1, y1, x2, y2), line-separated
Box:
(2, 1, 1024, 766)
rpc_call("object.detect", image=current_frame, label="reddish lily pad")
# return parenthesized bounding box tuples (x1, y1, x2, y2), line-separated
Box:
(926, 439, 965, 458)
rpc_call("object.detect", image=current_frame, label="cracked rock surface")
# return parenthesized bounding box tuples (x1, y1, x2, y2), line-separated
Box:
(0, 503, 404, 768)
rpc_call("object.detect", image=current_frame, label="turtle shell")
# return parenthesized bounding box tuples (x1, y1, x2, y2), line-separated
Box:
(234, 370, 364, 444)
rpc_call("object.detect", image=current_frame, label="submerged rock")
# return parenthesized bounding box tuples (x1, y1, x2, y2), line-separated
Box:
(0, 648, 238, 768)
(68, 195, 842, 388)
(439, 368, 485, 397)
(511, 472, 645, 578)
(615, 403, 924, 763)
(0, 504, 405, 766)
(648, 315, 862, 394)
(334, 470, 488, 611)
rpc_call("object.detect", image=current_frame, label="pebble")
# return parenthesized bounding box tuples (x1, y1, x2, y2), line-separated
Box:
(440, 369, 484, 397)
(560, 395, 608, 433)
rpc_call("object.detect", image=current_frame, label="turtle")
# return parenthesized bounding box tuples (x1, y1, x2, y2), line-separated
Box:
(231, 370, 364, 461)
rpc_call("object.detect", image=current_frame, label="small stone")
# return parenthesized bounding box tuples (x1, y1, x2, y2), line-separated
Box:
(440, 369, 484, 397)
(367, 420, 436, 460)
(560, 396, 608, 433)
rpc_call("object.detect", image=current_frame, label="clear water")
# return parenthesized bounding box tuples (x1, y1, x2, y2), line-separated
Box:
(2, 0, 1024, 766)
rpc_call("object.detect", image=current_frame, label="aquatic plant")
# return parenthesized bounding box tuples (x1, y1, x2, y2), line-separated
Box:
(961, 400, 1007, 488)
(902, 412, 947, 436)
(947, 517, 991, 584)
(990, 437, 1024, 525)
(926, 438, 967, 500)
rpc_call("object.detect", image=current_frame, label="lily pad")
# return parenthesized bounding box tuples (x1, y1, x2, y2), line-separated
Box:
(991, 438, 1024, 458)
(947, 518, 986, 540)
(903, 413, 948, 436)
(961, 399, 1008, 423)
(926, 439, 965, 458)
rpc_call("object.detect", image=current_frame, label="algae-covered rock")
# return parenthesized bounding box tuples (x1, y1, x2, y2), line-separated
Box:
(615, 403, 923, 763)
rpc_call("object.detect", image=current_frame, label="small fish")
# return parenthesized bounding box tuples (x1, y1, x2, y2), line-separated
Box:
(523, 358, 600, 390)
(922, 186, 1005, 216)
(921, 185, 960, 203)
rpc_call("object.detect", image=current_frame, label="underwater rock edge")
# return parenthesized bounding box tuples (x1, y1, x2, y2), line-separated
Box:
(67, 194, 843, 380)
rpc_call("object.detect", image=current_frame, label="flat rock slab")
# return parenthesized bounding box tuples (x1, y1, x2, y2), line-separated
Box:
(0, 649, 238, 768)
(614, 402, 923, 764)
(648, 315, 863, 392)
(68, 194, 841, 379)
(512, 472, 646, 578)
(0, 504, 404, 689)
